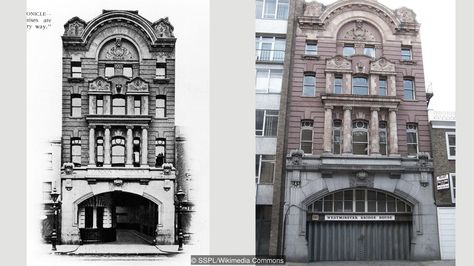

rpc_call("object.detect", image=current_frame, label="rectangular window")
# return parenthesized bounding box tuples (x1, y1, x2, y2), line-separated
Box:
(105, 65, 115, 77)
(352, 77, 369, 95)
(156, 63, 166, 79)
(363, 45, 375, 58)
(446, 132, 456, 159)
(333, 120, 342, 154)
(403, 79, 415, 100)
(305, 42, 318, 56)
(71, 61, 82, 78)
(96, 137, 104, 166)
(406, 124, 418, 156)
(256, 110, 279, 137)
(379, 121, 388, 155)
(401, 46, 412, 60)
(156, 95, 166, 118)
(71, 95, 81, 117)
(112, 97, 126, 115)
(256, 36, 285, 62)
(256, 155, 276, 184)
(123, 65, 133, 78)
(96, 96, 104, 115)
(449, 173, 456, 203)
(256, 68, 282, 93)
(155, 138, 166, 167)
(334, 74, 343, 94)
(379, 77, 387, 96)
(71, 138, 81, 166)
(256, 0, 288, 20)
(343, 44, 355, 57)
(134, 97, 141, 115)
(300, 120, 313, 154)
(303, 74, 316, 96)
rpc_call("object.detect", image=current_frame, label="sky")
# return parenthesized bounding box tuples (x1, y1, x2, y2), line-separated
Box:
(314, 0, 456, 112)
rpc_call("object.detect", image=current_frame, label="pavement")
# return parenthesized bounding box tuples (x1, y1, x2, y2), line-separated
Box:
(287, 261, 455, 266)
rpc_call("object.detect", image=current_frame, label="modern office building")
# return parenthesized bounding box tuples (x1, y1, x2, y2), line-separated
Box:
(58, 10, 180, 244)
(429, 110, 456, 260)
(280, 0, 440, 261)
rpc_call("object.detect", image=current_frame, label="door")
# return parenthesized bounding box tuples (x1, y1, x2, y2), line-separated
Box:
(308, 221, 411, 261)
(437, 207, 455, 259)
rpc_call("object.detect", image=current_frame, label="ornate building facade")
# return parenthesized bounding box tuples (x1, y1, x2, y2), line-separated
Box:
(58, 10, 179, 244)
(281, 0, 439, 261)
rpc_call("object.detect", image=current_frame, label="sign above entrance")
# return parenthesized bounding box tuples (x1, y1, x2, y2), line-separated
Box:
(436, 174, 450, 190)
(324, 215, 395, 221)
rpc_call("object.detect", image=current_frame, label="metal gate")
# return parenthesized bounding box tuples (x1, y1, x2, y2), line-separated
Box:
(308, 220, 411, 261)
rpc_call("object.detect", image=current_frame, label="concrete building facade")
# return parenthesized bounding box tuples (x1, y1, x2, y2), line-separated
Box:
(281, 0, 440, 261)
(429, 110, 456, 260)
(58, 10, 178, 245)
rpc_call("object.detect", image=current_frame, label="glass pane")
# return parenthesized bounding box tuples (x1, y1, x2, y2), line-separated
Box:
(355, 201, 365, 212)
(344, 201, 353, 212)
(269, 70, 283, 93)
(72, 107, 81, 117)
(355, 190, 365, 201)
(407, 132, 417, 144)
(367, 190, 376, 200)
(301, 142, 312, 154)
(105, 67, 114, 77)
(448, 134, 456, 145)
(276, 0, 289, 19)
(304, 75, 315, 85)
(323, 200, 333, 212)
(264, 115, 278, 136)
(343, 46, 355, 57)
(156, 68, 166, 78)
(380, 144, 387, 155)
(301, 129, 312, 141)
(303, 86, 315, 96)
(305, 44, 317, 55)
(72, 97, 81, 106)
(256, 69, 269, 92)
(407, 144, 418, 155)
(314, 201, 322, 212)
(256, 0, 263, 18)
(344, 190, 353, 200)
(255, 155, 260, 176)
(334, 201, 343, 212)
(123, 67, 133, 78)
(353, 143, 368, 155)
(449, 147, 456, 156)
(367, 201, 376, 212)
(387, 201, 396, 212)
(263, 0, 276, 18)
(324, 194, 333, 201)
(156, 108, 165, 118)
(256, 110, 264, 134)
(260, 161, 275, 183)
(334, 191, 343, 200)
(353, 131, 368, 142)
(404, 89, 414, 100)
(397, 200, 406, 212)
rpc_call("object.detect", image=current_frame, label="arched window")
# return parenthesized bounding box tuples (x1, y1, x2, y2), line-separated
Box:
(352, 77, 368, 95)
(155, 138, 166, 167)
(352, 120, 368, 155)
(96, 137, 104, 166)
(333, 120, 342, 154)
(379, 121, 388, 155)
(112, 97, 126, 115)
(111, 137, 125, 166)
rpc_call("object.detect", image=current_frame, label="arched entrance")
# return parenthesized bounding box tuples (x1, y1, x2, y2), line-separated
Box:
(306, 188, 413, 261)
(77, 191, 159, 243)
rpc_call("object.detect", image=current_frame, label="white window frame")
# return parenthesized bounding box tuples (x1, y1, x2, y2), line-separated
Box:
(256, 0, 289, 20)
(256, 154, 276, 184)
(403, 78, 415, 100)
(256, 109, 279, 137)
(352, 76, 369, 95)
(401, 46, 412, 61)
(305, 42, 318, 56)
(302, 74, 316, 96)
(256, 36, 286, 62)
(256, 68, 283, 93)
(343, 44, 355, 57)
(300, 120, 313, 154)
(449, 173, 456, 203)
(352, 120, 369, 155)
(71, 61, 82, 78)
(445, 132, 456, 160)
(363, 45, 375, 58)
(406, 124, 419, 156)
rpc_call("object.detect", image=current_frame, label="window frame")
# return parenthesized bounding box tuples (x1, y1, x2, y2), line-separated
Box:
(71, 61, 82, 78)
(256, 36, 286, 62)
(352, 120, 369, 155)
(112, 96, 126, 115)
(334, 74, 343, 94)
(96, 136, 104, 167)
(71, 94, 82, 117)
(333, 120, 342, 154)
(111, 137, 126, 166)
(155, 138, 166, 167)
(71, 137, 82, 166)
(96, 96, 104, 115)
(363, 45, 375, 58)
(156, 95, 166, 118)
(300, 120, 313, 154)
(105, 64, 115, 77)
(379, 121, 388, 155)
(123, 65, 133, 78)
(446, 131, 456, 160)
(305, 41, 318, 56)
(343, 44, 355, 57)
(256, 68, 283, 93)
(256, 0, 289, 20)
(352, 76, 369, 95)
(401, 46, 412, 61)
(302, 73, 316, 96)
(406, 123, 419, 156)
(403, 78, 415, 100)
(378, 77, 387, 96)
(134, 96, 141, 115)
(256, 154, 276, 184)
(156, 63, 166, 79)
(256, 109, 279, 137)
(449, 173, 456, 203)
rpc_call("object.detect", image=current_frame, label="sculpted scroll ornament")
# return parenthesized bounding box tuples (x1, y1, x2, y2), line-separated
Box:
(67, 21, 85, 37)
(343, 20, 376, 41)
(105, 38, 133, 60)
(326, 56, 351, 70)
(89, 77, 111, 91)
(370, 58, 395, 73)
(127, 78, 149, 92)
(395, 7, 416, 23)
(153, 17, 174, 38)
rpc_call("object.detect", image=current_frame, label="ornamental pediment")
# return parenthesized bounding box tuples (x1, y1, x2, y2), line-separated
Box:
(370, 57, 395, 73)
(326, 55, 351, 71)
(64, 17, 86, 37)
(152, 17, 174, 38)
(127, 77, 149, 92)
(89, 77, 111, 92)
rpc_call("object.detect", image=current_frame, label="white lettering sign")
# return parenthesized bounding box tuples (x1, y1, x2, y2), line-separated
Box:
(325, 215, 395, 221)
(437, 174, 450, 190)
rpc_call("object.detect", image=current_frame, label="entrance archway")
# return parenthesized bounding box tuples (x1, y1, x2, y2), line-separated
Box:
(77, 191, 159, 243)
(306, 188, 413, 261)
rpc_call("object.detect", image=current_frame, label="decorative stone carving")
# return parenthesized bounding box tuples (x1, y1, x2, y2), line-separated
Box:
(304, 1, 325, 17)
(163, 163, 174, 175)
(153, 17, 174, 38)
(63, 163, 75, 175)
(326, 55, 351, 70)
(395, 7, 416, 23)
(89, 77, 111, 91)
(64, 17, 86, 37)
(290, 150, 304, 165)
(356, 62, 366, 73)
(127, 77, 149, 92)
(343, 20, 376, 41)
(349, 171, 374, 188)
(370, 57, 395, 73)
(105, 38, 134, 60)
(324, 5, 396, 30)
(113, 179, 123, 187)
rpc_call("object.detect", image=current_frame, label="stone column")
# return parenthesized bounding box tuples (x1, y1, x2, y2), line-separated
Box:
(88, 126, 96, 166)
(104, 95, 111, 115)
(388, 109, 399, 155)
(343, 73, 352, 94)
(127, 96, 134, 115)
(323, 106, 333, 153)
(370, 108, 380, 154)
(89, 95, 96, 115)
(388, 75, 396, 96)
(142, 95, 149, 115)
(126, 126, 133, 166)
(104, 126, 111, 166)
(370, 75, 377, 95)
(325, 72, 333, 93)
(141, 126, 148, 166)
(342, 106, 352, 154)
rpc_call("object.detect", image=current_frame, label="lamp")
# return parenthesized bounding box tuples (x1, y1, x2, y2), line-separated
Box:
(176, 187, 185, 251)
(50, 187, 60, 251)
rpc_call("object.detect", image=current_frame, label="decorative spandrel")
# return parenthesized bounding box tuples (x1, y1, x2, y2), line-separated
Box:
(98, 38, 139, 61)
(89, 77, 112, 92)
(127, 77, 149, 93)
(338, 20, 381, 42)
(370, 57, 396, 74)
(326, 55, 352, 71)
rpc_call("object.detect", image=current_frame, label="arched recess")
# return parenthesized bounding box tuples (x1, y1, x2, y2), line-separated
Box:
(86, 28, 152, 59)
